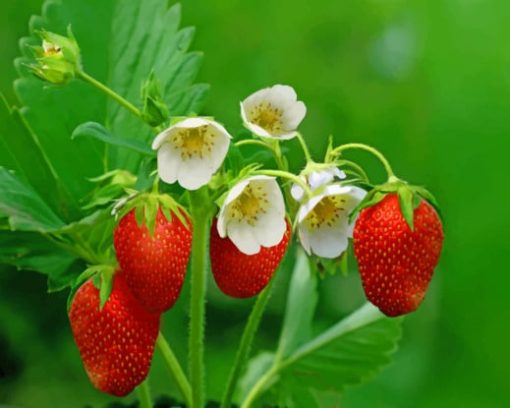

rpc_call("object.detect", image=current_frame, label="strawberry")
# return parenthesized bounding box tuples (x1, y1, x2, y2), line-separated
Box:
(353, 193, 444, 317)
(114, 208, 192, 313)
(210, 219, 291, 298)
(68, 273, 160, 396)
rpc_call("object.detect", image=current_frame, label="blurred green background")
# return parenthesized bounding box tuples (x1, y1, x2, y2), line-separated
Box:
(1, 0, 509, 407)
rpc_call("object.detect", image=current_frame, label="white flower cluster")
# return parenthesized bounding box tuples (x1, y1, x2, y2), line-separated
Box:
(152, 85, 365, 258)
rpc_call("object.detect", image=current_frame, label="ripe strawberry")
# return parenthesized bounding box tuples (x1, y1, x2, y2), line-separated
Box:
(210, 219, 291, 298)
(353, 193, 444, 317)
(68, 274, 160, 396)
(114, 208, 192, 313)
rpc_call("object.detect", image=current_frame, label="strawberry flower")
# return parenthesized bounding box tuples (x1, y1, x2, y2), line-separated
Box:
(241, 85, 306, 140)
(291, 167, 346, 202)
(297, 184, 366, 258)
(152, 118, 231, 190)
(217, 176, 286, 255)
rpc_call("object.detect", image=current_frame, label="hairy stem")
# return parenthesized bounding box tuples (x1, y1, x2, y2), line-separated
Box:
(136, 380, 152, 408)
(220, 281, 275, 408)
(156, 333, 192, 407)
(76, 70, 144, 121)
(255, 169, 311, 197)
(188, 188, 211, 408)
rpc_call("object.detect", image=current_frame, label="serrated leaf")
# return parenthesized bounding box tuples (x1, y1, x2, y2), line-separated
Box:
(107, 1, 209, 171)
(72, 122, 154, 156)
(0, 167, 65, 232)
(240, 304, 403, 406)
(278, 304, 402, 393)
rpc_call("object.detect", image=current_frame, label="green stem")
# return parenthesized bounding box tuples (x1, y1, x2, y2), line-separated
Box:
(156, 333, 192, 407)
(240, 365, 279, 408)
(235, 139, 273, 151)
(77, 70, 144, 121)
(333, 143, 395, 180)
(188, 188, 211, 408)
(220, 281, 275, 408)
(296, 132, 313, 163)
(136, 380, 152, 408)
(255, 169, 312, 197)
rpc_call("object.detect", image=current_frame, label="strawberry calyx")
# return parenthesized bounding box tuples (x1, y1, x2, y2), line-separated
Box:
(113, 191, 191, 236)
(350, 177, 442, 230)
(67, 264, 117, 312)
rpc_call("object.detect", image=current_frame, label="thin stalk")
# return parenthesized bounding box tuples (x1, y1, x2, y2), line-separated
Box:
(77, 70, 143, 120)
(188, 188, 211, 408)
(333, 143, 395, 180)
(295, 132, 313, 163)
(220, 281, 275, 408)
(136, 380, 152, 408)
(235, 139, 274, 151)
(240, 365, 279, 408)
(156, 333, 192, 407)
(255, 169, 312, 197)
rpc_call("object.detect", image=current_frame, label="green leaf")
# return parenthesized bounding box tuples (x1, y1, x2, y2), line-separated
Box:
(0, 167, 65, 232)
(72, 122, 154, 156)
(236, 352, 275, 403)
(0, 230, 80, 292)
(106, 1, 209, 171)
(240, 303, 403, 406)
(277, 249, 318, 358)
(278, 304, 402, 393)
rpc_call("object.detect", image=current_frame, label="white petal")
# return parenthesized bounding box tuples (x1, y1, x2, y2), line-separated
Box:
(267, 85, 298, 106)
(275, 131, 298, 140)
(297, 192, 328, 223)
(177, 158, 213, 190)
(228, 222, 261, 255)
(331, 167, 347, 180)
(282, 101, 306, 130)
(157, 144, 180, 184)
(307, 220, 350, 258)
(253, 211, 286, 248)
(291, 184, 304, 201)
(309, 170, 334, 190)
(244, 121, 273, 138)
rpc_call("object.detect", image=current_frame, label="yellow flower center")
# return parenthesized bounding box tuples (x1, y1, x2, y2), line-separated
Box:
(249, 102, 283, 134)
(171, 126, 215, 160)
(228, 184, 269, 225)
(304, 195, 346, 230)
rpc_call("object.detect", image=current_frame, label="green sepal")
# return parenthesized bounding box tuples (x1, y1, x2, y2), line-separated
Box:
(115, 191, 191, 235)
(396, 185, 414, 230)
(349, 177, 443, 229)
(141, 70, 170, 127)
(99, 266, 115, 310)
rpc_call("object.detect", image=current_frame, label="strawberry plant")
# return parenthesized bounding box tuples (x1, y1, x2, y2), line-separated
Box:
(0, 0, 444, 407)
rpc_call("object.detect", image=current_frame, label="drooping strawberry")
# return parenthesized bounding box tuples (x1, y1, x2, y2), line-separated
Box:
(68, 273, 160, 396)
(114, 206, 192, 313)
(353, 191, 444, 317)
(210, 218, 291, 298)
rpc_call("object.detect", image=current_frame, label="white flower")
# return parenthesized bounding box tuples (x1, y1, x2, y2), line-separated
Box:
(152, 118, 231, 190)
(217, 176, 286, 255)
(297, 184, 366, 258)
(290, 167, 346, 202)
(241, 84, 306, 140)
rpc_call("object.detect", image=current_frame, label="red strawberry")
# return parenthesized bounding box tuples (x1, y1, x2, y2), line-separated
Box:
(114, 208, 192, 313)
(68, 274, 160, 396)
(353, 193, 444, 317)
(210, 219, 291, 298)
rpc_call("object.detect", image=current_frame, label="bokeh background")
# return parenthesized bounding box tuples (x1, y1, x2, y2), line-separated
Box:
(1, 0, 509, 407)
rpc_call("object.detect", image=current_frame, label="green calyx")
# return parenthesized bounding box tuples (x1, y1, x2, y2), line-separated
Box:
(114, 191, 191, 236)
(141, 70, 170, 127)
(30, 26, 82, 85)
(349, 178, 442, 230)
(66, 264, 117, 312)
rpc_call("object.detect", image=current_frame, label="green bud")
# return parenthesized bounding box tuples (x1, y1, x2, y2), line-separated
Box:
(141, 71, 169, 127)
(30, 25, 81, 85)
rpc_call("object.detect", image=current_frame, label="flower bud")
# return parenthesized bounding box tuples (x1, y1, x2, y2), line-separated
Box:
(30, 26, 81, 85)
